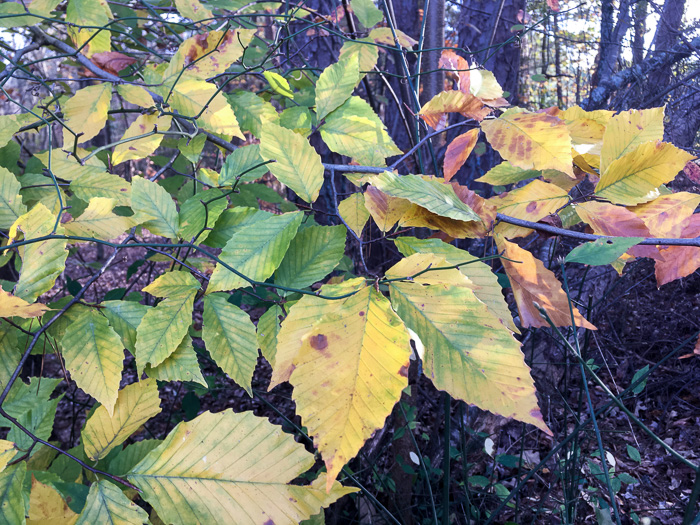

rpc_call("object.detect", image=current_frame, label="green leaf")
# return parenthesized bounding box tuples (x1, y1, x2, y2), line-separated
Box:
(394, 236, 518, 333)
(60, 308, 125, 416)
(178, 188, 227, 243)
(627, 444, 641, 463)
(10, 203, 68, 302)
(0, 463, 26, 525)
(264, 71, 294, 98)
(351, 0, 383, 27)
(203, 207, 265, 248)
(135, 272, 199, 371)
(316, 54, 360, 121)
(75, 480, 148, 525)
(102, 300, 149, 354)
(108, 440, 162, 477)
(339, 38, 379, 79)
(259, 123, 325, 203)
(565, 237, 644, 266)
(320, 96, 401, 166)
(145, 334, 206, 387)
(389, 274, 549, 433)
(82, 378, 162, 461)
(128, 410, 357, 524)
(275, 225, 346, 289)
(0, 115, 21, 149)
(69, 172, 131, 207)
(175, 0, 213, 22)
(225, 91, 279, 138)
(220, 145, 269, 185)
(8, 395, 60, 453)
(208, 211, 303, 293)
(257, 304, 283, 365)
(371, 172, 480, 222)
(279, 106, 314, 136)
(178, 134, 207, 164)
(131, 176, 179, 240)
(0, 167, 25, 229)
(0, 326, 20, 390)
(203, 293, 259, 395)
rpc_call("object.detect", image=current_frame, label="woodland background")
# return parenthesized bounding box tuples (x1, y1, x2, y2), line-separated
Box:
(0, 0, 699, 524)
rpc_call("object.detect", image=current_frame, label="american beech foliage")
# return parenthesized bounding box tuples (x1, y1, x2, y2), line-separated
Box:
(0, 2, 698, 524)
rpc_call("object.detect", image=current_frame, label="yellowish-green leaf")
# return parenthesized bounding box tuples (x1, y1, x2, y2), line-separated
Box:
(394, 236, 519, 333)
(259, 123, 324, 203)
(102, 300, 148, 355)
(292, 284, 411, 490)
(371, 171, 480, 222)
(178, 188, 227, 243)
(175, 0, 212, 21)
(65, 0, 112, 57)
(560, 105, 612, 156)
(135, 273, 199, 371)
(338, 193, 369, 237)
(64, 198, 132, 240)
(0, 167, 26, 229)
(264, 71, 294, 98)
(0, 289, 50, 319)
(389, 277, 550, 434)
(128, 410, 357, 524)
(595, 141, 695, 206)
(75, 480, 148, 525)
(489, 179, 569, 238)
(339, 38, 379, 81)
(28, 476, 78, 525)
(10, 203, 67, 302)
(0, 441, 17, 474)
(131, 176, 179, 240)
(0, 325, 20, 390)
(112, 114, 172, 165)
(316, 54, 360, 120)
(0, 463, 26, 524)
(61, 83, 112, 148)
(0, 115, 21, 149)
(270, 279, 367, 388)
(82, 378, 161, 461)
(369, 27, 417, 48)
(116, 84, 155, 108)
(0, 3, 34, 27)
(257, 305, 283, 365)
(70, 172, 131, 207)
(220, 145, 269, 185)
(145, 334, 206, 387)
(321, 96, 401, 166)
(600, 107, 664, 173)
(225, 91, 279, 138)
(481, 108, 574, 177)
(351, 0, 384, 27)
(475, 161, 541, 186)
(279, 106, 314, 136)
(61, 308, 124, 416)
(36, 148, 107, 182)
(208, 211, 303, 293)
(203, 293, 258, 395)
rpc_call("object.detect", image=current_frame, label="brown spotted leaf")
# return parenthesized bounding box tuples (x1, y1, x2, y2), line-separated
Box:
(654, 214, 700, 286)
(444, 129, 479, 181)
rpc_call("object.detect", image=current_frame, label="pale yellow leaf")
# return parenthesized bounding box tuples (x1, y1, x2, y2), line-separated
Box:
(338, 193, 369, 237)
(112, 114, 172, 165)
(62, 83, 112, 148)
(0, 289, 50, 319)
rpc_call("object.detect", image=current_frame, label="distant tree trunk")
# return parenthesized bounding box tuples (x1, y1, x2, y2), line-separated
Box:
(552, 12, 563, 108)
(647, 0, 686, 96)
(421, 0, 446, 105)
(591, 0, 631, 95)
(632, 0, 647, 66)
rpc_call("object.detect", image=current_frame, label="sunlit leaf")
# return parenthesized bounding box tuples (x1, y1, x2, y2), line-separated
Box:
(654, 215, 700, 285)
(60, 308, 125, 416)
(292, 284, 411, 490)
(75, 480, 148, 525)
(259, 124, 324, 203)
(316, 54, 360, 120)
(339, 38, 379, 78)
(112, 114, 172, 165)
(560, 105, 612, 156)
(600, 107, 664, 173)
(82, 378, 161, 461)
(116, 84, 155, 108)
(363, 186, 412, 232)
(369, 27, 417, 48)
(203, 293, 258, 395)
(481, 108, 574, 177)
(630, 192, 700, 237)
(131, 176, 179, 240)
(61, 83, 112, 148)
(497, 237, 596, 330)
(419, 91, 490, 129)
(0, 441, 17, 474)
(128, 410, 357, 524)
(475, 161, 541, 186)
(36, 149, 107, 182)
(208, 211, 303, 293)
(0, 289, 50, 319)
(264, 71, 294, 98)
(440, 49, 471, 94)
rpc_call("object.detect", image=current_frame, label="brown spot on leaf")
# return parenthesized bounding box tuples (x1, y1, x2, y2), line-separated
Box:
(399, 364, 409, 377)
(526, 201, 538, 213)
(309, 334, 328, 351)
(359, 311, 365, 317)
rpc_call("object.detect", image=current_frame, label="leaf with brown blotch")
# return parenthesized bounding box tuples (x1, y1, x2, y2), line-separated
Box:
(630, 192, 700, 238)
(481, 108, 574, 177)
(419, 91, 491, 130)
(439, 49, 471, 93)
(654, 214, 700, 286)
(497, 237, 596, 330)
(363, 186, 412, 232)
(0, 289, 50, 319)
(90, 52, 136, 75)
(575, 201, 661, 260)
(444, 129, 479, 181)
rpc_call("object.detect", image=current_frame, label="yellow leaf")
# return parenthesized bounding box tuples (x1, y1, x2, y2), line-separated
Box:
(62, 83, 112, 148)
(386, 253, 473, 287)
(560, 105, 612, 156)
(481, 108, 574, 177)
(497, 237, 596, 330)
(470, 69, 506, 101)
(600, 107, 664, 173)
(0, 289, 50, 319)
(419, 91, 490, 129)
(0, 441, 17, 473)
(630, 192, 700, 237)
(291, 285, 411, 491)
(66, 0, 112, 57)
(116, 84, 155, 108)
(595, 141, 695, 205)
(28, 476, 78, 525)
(36, 148, 107, 182)
(82, 378, 162, 461)
(338, 193, 369, 237)
(64, 197, 133, 240)
(369, 27, 417, 48)
(175, 0, 213, 21)
(363, 186, 412, 232)
(489, 179, 569, 238)
(112, 114, 172, 165)
(264, 71, 294, 98)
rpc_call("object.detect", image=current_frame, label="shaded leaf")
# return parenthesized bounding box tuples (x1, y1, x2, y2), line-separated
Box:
(339, 38, 379, 77)
(220, 145, 268, 185)
(112, 114, 172, 165)
(145, 334, 207, 387)
(102, 300, 148, 354)
(363, 186, 412, 232)
(61, 83, 112, 148)
(28, 476, 77, 525)
(64, 197, 132, 240)
(0, 289, 49, 319)
(35, 149, 107, 182)
(175, 0, 212, 21)
(70, 172, 131, 207)
(316, 54, 360, 120)
(419, 91, 490, 129)
(178, 188, 227, 243)
(225, 91, 279, 138)
(338, 193, 369, 237)
(351, 0, 383, 27)
(131, 176, 179, 240)
(369, 27, 417, 48)
(116, 84, 155, 108)
(264, 71, 294, 98)
(444, 129, 479, 181)
(0, 463, 26, 525)
(475, 161, 541, 186)
(565, 237, 645, 266)
(630, 192, 700, 237)
(90, 51, 135, 75)
(654, 214, 700, 285)
(75, 480, 148, 525)
(257, 305, 283, 365)
(439, 49, 471, 94)
(0, 166, 26, 229)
